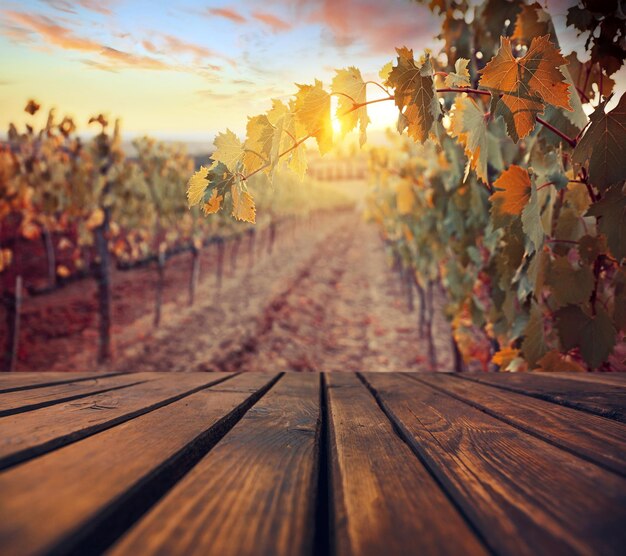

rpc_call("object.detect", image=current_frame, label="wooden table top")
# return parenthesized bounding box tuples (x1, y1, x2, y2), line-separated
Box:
(0, 371, 625, 555)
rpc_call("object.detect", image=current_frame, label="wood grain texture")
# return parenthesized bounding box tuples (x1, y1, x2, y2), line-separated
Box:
(362, 372, 626, 556)
(462, 372, 626, 422)
(414, 373, 626, 476)
(0, 372, 233, 470)
(0, 373, 278, 556)
(0, 372, 122, 394)
(535, 372, 626, 387)
(327, 372, 486, 556)
(0, 372, 157, 416)
(110, 373, 321, 556)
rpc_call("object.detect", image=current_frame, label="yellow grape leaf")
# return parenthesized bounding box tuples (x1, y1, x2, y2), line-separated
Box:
(86, 208, 105, 230)
(243, 114, 274, 175)
(187, 165, 210, 207)
(396, 179, 415, 214)
(491, 346, 520, 369)
(294, 79, 333, 155)
(449, 96, 489, 183)
(231, 184, 256, 223)
(490, 165, 531, 216)
(386, 48, 440, 143)
(56, 265, 71, 278)
(332, 67, 370, 145)
(379, 61, 393, 82)
(213, 130, 244, 173)
(202, 189, 223, 215)
(444, 58, 471, 88)
(479, 35, 572, 142)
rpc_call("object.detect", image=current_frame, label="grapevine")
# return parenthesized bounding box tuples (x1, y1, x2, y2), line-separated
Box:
(187, 0, 626, 371)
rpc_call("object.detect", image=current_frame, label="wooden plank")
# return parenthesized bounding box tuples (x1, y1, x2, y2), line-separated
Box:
(362, 372, 626, 556)
(0, 372, 278, 556)
(0, 372, 233, 470)
(462, 372, 626, 422)
(326, 373, 486, 556)
(0, 372, 122, 394)
(110, 373, 321, 556)
(0, 372, 158, 417)
(414, 373, 626, 476)
(535, 372, 626, 388)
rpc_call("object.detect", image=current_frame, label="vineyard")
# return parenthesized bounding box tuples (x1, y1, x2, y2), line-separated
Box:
(186, 0, 626, 372)
(2, 1, 626, 555)
(1, 0, 625, 373)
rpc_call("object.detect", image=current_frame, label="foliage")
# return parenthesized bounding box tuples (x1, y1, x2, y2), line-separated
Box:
(189, 0, 626, 370)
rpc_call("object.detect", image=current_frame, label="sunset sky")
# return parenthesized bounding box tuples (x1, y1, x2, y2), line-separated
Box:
(0, 0, 619, 145)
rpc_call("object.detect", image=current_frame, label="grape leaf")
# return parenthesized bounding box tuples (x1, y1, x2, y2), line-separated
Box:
(202, 189, 223, 215)
(450, 96, 497, 184)
(396, 179, 415, 214)
(555, 305, 616, 369)
(521, 183, 544, 252)
(332, 67, 370, 146)
(547, 256, 594, 308)
(187, 166, 210, 207)
(479, 35, 572, 142)
(231, 184, 256, 223)
(521, 301, 548, 366)
(213, 130, 244, 173)
(490, 165, 531, 216)
(573, 93, 626, 191)
(536, 350, 585, 372)
(492, 346, 520, 369)
(565, 53, 615, 101)
(586, 183, 626, 262)
(386, 48, 440, 143)
(512, 2, 552, 44)
(243, 115, 274, 175)
(294, 80, 333, 155)
(444, 58, 471, 88)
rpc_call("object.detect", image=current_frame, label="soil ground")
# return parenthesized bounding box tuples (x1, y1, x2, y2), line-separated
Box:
(2, 209, 454, 373)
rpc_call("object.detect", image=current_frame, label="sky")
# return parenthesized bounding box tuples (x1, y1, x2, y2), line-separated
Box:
(0, 0, 620, 146)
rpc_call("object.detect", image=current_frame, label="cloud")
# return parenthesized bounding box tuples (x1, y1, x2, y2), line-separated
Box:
(162, 34, 217, 60)
(208, 7, 247, 24)
(252, 12, 292, 33)
(2, 11, 179, 71)
(40, 0, 115, 16)
(306, 0, 437, 55)
(142, 39, 158, 54)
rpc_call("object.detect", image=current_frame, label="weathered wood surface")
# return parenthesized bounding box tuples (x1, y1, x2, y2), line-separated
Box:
(0, 371, 624, 556)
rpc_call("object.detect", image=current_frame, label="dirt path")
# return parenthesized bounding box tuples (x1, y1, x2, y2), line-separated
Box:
(104, 211, 453, 373)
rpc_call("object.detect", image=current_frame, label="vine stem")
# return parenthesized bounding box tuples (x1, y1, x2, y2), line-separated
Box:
(242, 84, 579, 181)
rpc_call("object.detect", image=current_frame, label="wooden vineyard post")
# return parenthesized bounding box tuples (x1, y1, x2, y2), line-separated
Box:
(154, 248, 166, 328)
(267, 221, 276, 255)
(41, 225, 56, 289)
(404, 265, 414, 312)
(452, 334, 465, 372)
(215, 237, 225, 289)
(230, 236, 241, 275)
(94, 222, 112, 363)
(425, 280, 437, 371)
(2, 275, 22, 372)
(247, 228, 255, 268)
(189, 241, 201, 306)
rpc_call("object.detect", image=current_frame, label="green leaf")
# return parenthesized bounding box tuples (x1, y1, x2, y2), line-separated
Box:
(555, 305, 617, 369)
(546, 256, 594, 308)
(586, 183, 626, 262)
(521, 301, 548, 366)
(521, 184, 544, 253)
(573, 94, 626, 191)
